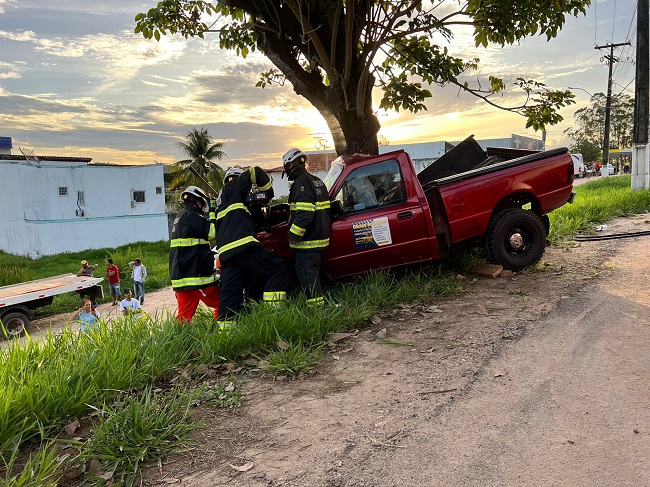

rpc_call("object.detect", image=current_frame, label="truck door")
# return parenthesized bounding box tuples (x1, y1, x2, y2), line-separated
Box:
(324, 159, 431, 278)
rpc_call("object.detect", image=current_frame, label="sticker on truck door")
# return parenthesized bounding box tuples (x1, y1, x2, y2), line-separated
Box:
(352, 217, 392, 249)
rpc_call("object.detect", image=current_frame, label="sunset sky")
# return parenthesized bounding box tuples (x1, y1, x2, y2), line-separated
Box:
(0, 0, 638, 168)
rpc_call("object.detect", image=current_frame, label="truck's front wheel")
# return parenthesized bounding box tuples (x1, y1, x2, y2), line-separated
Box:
(484, 209, 546, 271)
(1, 312, 29, 339)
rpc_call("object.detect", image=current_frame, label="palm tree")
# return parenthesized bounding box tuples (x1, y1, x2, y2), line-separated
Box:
(170, 128, 227, 194)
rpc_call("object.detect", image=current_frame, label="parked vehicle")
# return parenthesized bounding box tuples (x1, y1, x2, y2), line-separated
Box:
(258, 136, 575, 279)
(599, 163, 615, 176)
(0, 274, 104, 338)
(571, 153, 585, 178)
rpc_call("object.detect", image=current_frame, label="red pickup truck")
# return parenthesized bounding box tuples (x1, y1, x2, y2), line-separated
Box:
(259, 136, 575, 278)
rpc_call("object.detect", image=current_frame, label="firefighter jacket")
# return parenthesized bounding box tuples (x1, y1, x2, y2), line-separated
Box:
(288, 168, 331, 251)
(169, 203, 218, 291)
(215, 167, 273, 264)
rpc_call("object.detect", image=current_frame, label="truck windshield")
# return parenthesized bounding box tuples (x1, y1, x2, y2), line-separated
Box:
(323, 158, 346, 190)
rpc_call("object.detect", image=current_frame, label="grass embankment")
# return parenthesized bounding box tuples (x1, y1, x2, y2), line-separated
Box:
(549, 175, 650, 240)
(1, 270, 461, 486)
(2, 175, 650, 485)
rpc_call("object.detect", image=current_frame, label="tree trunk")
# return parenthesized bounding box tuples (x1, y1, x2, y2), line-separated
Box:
(257, 30, 381, 157)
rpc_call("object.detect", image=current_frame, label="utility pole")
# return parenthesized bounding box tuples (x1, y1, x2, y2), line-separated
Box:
(595, 41, 631, 177)
(632, 0, 649, 190)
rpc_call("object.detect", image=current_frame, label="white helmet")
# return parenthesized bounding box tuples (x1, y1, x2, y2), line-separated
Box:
(181, 185, 209, 208)
(224, 165, 245, 183)
(283, 148, 306, 167)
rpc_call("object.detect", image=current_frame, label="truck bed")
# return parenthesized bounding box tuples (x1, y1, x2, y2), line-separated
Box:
(417, 134, 568, 189)
(421, 147, 569, 191)
(0, 274, 104, 308)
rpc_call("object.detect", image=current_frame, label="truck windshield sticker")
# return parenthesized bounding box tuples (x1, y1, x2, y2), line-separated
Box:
(352, 217, 392, 250)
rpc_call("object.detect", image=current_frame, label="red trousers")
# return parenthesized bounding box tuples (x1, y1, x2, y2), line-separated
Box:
(175, 285, 220, 323)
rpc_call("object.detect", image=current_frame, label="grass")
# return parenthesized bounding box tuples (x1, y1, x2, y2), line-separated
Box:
(548, 175, 650, 242)
(1, 442, 63, 487)
(1, 176, 650, 485)
(0, 269, 464, 483)
(79, 387, 202, 486)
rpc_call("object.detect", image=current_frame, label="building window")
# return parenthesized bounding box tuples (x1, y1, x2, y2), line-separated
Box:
(77, 191, 85, 206)
(156, 186, 162, 194)
(58, 187, 68, 196)
(132, 190, 146, 203)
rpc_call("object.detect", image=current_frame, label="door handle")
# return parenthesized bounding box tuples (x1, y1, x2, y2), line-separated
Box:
(397, 211, 413, 220)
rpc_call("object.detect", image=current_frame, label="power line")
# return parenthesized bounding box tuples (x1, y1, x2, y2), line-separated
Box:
(611, 0, 617, 41)
(595, 40, 632, 173)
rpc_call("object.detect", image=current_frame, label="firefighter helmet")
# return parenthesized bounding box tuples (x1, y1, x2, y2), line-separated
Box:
(224, 166, 245, 183)
(283, 148, 306, 167)
(181, 185, 209, 209)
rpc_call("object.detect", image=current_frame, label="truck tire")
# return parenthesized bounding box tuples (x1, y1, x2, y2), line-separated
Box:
(1, 312, 29, 339)
(540, 214, 551, 236)
(484, 209, 546, 271)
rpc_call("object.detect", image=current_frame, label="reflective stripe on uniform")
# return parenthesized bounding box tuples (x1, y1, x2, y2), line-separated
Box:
(170, 237, 209, 247)
(171, 275, 218, 287)
(257, 179, 272, 192)
(289, 238, 330, 250)
(315, 201, 330, 210)
(218, 235, 259, 254)
(290, 201, 330, 211)
(294, 202, 315, 211)
(208, 211, 216, 240)
(307, 296, 325, 306)
(215, 320, 236, 330)
(263, 291, 286, 302)
(289, 224, 306, 237)
(217, 203, 250, 220)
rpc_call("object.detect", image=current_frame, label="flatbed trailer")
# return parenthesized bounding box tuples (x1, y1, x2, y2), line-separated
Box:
(0, 274, 104, 338)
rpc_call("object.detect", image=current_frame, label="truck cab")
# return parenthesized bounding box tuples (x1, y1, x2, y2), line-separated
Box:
(321, 152, 437, 278)
(262, 151, 438, 279)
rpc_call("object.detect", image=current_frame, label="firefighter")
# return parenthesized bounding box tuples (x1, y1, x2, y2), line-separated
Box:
(282, 148, 331, 306)
(169, 185, 221, 323)
(215, 165, 289, 326)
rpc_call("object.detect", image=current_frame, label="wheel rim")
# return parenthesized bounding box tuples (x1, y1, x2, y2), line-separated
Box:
(4, 318, 25, 337)
(505, 226, 532, 257)
(508, 232, 524, 250)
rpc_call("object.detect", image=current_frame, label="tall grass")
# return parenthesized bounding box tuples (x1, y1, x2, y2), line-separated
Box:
(0, 270, 462, 457)
(1, 442, 63, 487)
(549, 175, 650, 241)
(0, 267, 37, 287)
(80, 387, 201, 486)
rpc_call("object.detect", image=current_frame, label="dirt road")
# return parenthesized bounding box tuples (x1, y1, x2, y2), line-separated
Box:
(141, 213, 650, 487)
(20, 286, 178, 343)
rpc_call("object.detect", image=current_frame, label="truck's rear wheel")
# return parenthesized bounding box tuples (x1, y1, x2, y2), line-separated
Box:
(484, 209, 546, 271)
(1, 312, 29, 339)
(540, 214, 550, 236)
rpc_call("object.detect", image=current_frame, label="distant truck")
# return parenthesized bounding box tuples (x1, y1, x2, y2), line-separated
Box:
(0, 274, 104, 338)
(571, 154, 585, 178)
(258, 135, 575, 280)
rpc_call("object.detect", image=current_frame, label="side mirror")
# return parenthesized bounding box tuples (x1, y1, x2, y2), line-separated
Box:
(330, 200, 344, 218)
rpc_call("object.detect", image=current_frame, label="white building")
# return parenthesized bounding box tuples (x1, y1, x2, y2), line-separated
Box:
(0, 144, 168, 258)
